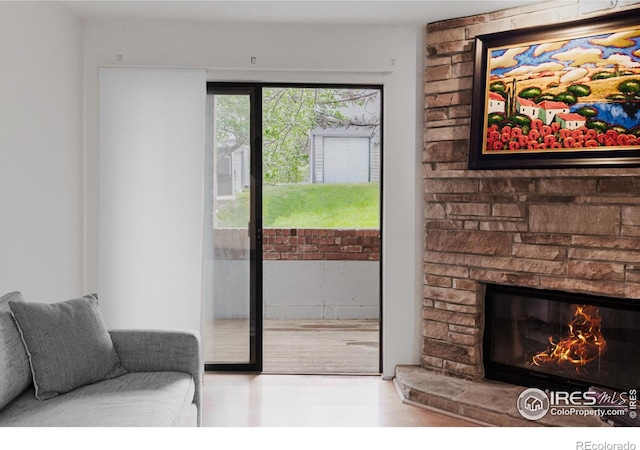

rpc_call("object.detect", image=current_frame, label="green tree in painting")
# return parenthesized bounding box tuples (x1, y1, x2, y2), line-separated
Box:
(618, 79, 640, 100)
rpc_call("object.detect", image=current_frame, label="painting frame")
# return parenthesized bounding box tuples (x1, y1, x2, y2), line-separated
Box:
(469, 10, 640, 170)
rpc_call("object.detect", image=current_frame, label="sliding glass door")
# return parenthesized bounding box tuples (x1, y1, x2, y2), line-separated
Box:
(204, 85, 262, 371)
(203, 82, 383, 374)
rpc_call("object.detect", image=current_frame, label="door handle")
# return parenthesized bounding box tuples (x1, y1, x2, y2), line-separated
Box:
(249, 222, 262, 241)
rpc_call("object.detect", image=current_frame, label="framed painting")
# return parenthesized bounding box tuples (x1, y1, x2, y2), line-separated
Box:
(469, 10, 640, 170)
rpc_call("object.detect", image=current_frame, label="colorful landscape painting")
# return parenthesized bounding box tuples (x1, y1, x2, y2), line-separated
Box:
(482, 24, 640, 155)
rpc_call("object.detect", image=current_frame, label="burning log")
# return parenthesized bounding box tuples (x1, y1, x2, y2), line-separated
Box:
(531, 304, 607, 372)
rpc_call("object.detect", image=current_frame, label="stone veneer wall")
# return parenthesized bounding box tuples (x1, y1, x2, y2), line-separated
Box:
(423, 1, 640, 380)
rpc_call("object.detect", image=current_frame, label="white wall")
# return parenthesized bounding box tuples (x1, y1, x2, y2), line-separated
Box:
(0, 3, 84, 302)
(83, 19, 423, 377)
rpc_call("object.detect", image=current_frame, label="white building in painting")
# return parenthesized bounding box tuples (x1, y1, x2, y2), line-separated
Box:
(538, 100, 570, 125)
(555, 113, 587, 130)
(488, 92, 506, 114)
(516, 97, 538, 119)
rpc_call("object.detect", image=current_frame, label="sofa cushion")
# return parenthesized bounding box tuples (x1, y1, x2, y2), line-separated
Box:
(9, 296, 126, 400)
(0, 292, 32, 410)
(0, 371, 196, 427)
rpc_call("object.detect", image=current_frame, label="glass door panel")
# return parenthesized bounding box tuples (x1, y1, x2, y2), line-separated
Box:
(204, 87, 261, 370)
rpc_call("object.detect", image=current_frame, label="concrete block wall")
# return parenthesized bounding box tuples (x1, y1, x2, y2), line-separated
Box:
(423, 0, 640, 380)
(263, 260, 380, 319)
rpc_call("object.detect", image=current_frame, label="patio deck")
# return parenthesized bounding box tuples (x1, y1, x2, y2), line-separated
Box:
(204, 319, 380, 374)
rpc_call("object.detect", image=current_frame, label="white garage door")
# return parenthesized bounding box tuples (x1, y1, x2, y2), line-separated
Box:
(323, 137, 370, 183)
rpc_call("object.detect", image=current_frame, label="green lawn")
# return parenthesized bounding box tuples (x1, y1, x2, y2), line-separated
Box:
(216, 182, 380, 228)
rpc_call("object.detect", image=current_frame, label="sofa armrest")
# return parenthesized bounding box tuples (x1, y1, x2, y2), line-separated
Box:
(109, 329, 202, 425)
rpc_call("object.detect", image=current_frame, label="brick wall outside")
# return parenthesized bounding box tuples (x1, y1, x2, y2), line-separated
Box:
(213, 228, 380, 261)
(263, 228, 380, 261)
(423, 1, 640, 380)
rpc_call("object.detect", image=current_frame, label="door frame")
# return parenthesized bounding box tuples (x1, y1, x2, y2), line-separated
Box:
(205, 83, 263, 372)
(204, 82, 383, 374)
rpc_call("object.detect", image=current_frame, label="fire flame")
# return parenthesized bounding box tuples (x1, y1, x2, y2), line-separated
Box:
(531, 304, 606, 372)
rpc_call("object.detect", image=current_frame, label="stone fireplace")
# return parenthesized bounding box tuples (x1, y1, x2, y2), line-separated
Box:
(422, 0, 640, 391)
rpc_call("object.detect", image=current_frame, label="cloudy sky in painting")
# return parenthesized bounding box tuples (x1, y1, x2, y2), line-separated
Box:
(490, 29, 640, 78)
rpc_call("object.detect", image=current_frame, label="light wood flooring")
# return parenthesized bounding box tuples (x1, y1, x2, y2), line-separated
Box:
(204, 319, 380, 374)
(201, 319, 478, 427)
(201, 373, 479, 427)
(200, 319, 479, 427)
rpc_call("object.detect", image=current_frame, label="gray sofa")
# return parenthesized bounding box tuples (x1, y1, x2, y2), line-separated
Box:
(0, 292, 202, 427)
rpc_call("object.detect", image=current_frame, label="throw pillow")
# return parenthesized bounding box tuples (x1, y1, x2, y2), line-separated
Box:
(9, 295, 127, 400)
(0, 291, 32, 409)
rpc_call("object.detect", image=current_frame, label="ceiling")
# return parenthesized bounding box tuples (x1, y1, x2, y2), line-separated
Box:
(61, 0, 541, 26)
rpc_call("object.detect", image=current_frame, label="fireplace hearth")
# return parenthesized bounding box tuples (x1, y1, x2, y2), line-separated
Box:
(484, 284, 640, 392)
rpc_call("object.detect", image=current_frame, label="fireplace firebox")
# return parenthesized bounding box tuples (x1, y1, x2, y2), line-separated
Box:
(483, 284, 640, 392)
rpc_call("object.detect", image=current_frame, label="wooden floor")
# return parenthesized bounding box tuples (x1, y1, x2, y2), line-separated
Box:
(201, 373, 479, 427)
(201, 319, 480, 427)
(263, 319, 379, 374)
(204, 319, 380, 374)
